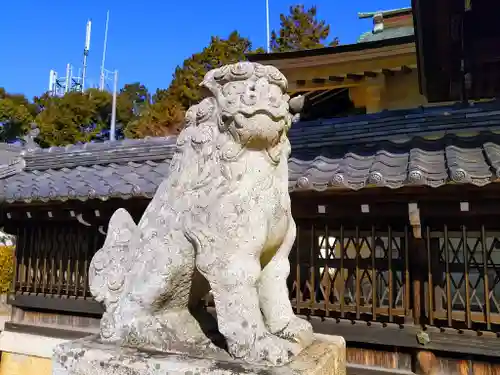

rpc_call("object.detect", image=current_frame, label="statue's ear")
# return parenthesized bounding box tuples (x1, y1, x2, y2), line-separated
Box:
(289, 95, 305, 114)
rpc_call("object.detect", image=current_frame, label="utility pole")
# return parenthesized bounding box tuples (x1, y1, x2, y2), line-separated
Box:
(99, 11, 110, 91)
(110, 70, 118, 141)
(266, 0, 271, 52)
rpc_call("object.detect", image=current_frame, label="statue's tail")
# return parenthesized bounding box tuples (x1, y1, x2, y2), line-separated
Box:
(89, 208, 139, 310)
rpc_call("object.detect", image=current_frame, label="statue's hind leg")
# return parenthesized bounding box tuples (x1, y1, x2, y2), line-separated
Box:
(258, 218, 314, 349)
(123, 234, 212, 350)
(89, 208, 140, 344)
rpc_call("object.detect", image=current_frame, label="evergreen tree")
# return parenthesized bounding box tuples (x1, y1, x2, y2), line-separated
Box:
(167, 31, 259, 109)
(0, 88, 35, 143)
(117, 82, 151, 126)
(270, 5, 339, 52)
(35, 89, 113, 146)
(123, 31, 264, 138)
(124, 99, 184, 138)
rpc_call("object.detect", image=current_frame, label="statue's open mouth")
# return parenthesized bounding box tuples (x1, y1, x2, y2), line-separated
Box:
(236, 108, 288, 123)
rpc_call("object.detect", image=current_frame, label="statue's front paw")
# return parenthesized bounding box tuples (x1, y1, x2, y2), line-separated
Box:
(277, 316, 314, 349)
(239, 333, 302, 366)
(100, 313, 123, 342)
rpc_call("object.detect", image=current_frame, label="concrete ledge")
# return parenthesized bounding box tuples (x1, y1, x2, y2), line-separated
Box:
(0, 331, 69, 359)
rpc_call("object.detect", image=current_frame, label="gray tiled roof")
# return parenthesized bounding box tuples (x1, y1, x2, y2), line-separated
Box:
(289, 140, 500, 191)
(358, 26, 414, 43)
(3, 102, 500, 203)
(4, 160, 172, 203)
(1, 137, 176, 203)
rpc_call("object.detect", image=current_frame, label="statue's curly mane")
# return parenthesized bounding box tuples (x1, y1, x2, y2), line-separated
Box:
(168, 97, 236, 195)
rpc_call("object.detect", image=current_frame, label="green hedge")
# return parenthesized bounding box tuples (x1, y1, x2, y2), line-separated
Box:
(0, 246, 14, 293)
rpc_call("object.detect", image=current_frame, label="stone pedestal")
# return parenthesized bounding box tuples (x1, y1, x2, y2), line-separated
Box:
(52, 335, 346, 375)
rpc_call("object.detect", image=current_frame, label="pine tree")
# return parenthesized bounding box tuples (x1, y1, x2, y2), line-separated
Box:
(124, 99, 184, 138)
(270, 5, 339, 53)
(0, 88, 37, 143)
(35, 90, 108, 146)
(122, 31, 264, 138)
(167, 31, 258, 109)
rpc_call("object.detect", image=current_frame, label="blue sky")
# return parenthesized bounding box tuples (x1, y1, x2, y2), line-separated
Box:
(0, 0, 409, 99)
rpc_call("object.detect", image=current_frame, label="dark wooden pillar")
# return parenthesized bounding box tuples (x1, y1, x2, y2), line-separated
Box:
(428, 237, 445, 314)
(290, 224, 316, 314)
(409, 237, 427, 325)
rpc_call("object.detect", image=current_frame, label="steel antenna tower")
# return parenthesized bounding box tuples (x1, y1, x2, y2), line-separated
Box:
(47, 11, 118, 99)
(82, 19, 92, 91)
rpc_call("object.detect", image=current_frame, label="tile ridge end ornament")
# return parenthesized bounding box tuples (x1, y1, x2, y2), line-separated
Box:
(22, 122, 41, 154)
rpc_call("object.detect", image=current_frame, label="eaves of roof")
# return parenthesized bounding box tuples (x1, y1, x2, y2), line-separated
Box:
(289, 101, 500, 155)
(358, 7, 413, 19)
(290, 133, 500, 192)
(358, 26, 414, 43)
(22, 136, 176, 171)
(246, 35, 415, 63)
(2, 101, 500, 204)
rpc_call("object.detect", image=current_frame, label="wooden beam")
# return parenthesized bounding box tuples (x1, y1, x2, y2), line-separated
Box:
(293, 72, 385, 92)
(292, 199, 408, 219)
(347, 364, 414, 375)
(329, 75, 345, 82)
(281, 44, 417, 84)
(2, 196, 150, 210)
(307, 89, 337, 102)
(312, 88, 349, 106)
(346, 73, 364, 81)
(264, 43, 416, 70)
(290, 183, 500, 202)
(289, 71, 370, 92)
(291, 193, 500, 221)
(8, 294, 104, 316)
(311, 78, 326, 84)
(401, 65, 413, 74)
(305, 316, 500, 358)
(290, 78, 362, 92)
(4, 322, 93, 340)
(416, 352, 440, 375)
(408, 202, 422, 238)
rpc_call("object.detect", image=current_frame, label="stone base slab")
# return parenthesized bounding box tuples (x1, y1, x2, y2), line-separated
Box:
(53, 334, 346, 375)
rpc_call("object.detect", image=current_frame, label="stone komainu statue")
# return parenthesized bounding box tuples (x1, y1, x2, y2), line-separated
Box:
(88, 62, 313, 366)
